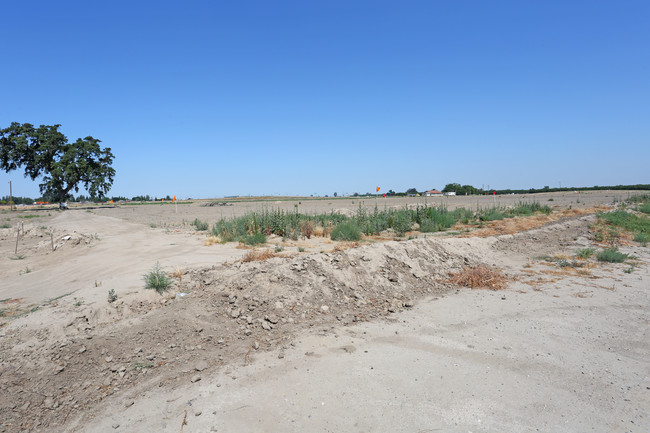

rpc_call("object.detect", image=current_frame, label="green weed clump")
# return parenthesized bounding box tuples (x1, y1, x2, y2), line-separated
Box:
(331, 222, 362, 241)
(638, 203, 650, 214)
(510, 201, 552, 216)
(143, 262, 171, 294)
(192, 218, 209, 231)
(241, 232, 267, 246)
(575, 248, 596, 259)
(598, 210, 650, 247)
(634, 232, 649, 246)
(596, 247, 629, 263)
(478, 209, 507, 221)
(629, 194, 650, 204)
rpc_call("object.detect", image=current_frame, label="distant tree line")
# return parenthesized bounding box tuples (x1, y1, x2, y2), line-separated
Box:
(0, 195, 34, 205)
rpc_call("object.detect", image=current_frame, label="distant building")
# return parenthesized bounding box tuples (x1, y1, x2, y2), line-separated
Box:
(423, 190, 443, 196)
(444, 191, 456, 196)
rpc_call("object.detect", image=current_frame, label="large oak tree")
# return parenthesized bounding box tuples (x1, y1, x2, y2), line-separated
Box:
(0, 122, 115, 208)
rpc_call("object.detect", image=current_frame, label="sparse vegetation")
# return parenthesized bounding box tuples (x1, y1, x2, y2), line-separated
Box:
(596, 210, 650, 247)
(575, 248, 596, 259)
(241, 249, 278, 262)
(143, 262, 172, 294)
(202, 202, 553, 243)
(638, 203, 650, 214)
(241, 232, 267, 246)
(634, 232, 649, 246)
(191, 218, 209, 231)
(597, 247, 629, 263)
(107, 289, 117, 303)
(132, 361, 153, 370)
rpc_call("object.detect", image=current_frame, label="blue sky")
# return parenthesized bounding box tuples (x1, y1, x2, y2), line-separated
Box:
(1, 0, 648, 199)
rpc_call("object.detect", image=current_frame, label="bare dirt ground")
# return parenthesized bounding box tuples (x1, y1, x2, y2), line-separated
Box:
(0, 191, 648, 433)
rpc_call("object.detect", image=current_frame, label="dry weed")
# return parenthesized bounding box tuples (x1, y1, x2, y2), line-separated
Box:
(171, 267, 184, 279)
(241, 249, 278, 262)
(460, 207, 607, 238)
(204, 236, 221, 246)
(333, 242, 361, 252)
(448, 265, 508, 290)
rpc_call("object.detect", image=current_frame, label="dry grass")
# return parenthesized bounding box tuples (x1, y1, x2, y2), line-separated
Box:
(171, 267, 184, 279)
(448, 265, 508, 290)
(460, 207, 607, 238)
(241, 249, 279, 262)
(332, 241, 361, 252)
(204, 236, 221, 246)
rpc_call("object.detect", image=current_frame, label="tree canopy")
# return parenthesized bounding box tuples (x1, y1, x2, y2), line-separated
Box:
(0, 122, 115, 207)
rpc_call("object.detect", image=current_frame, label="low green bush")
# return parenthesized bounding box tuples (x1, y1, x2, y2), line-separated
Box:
(143, 262, 172, 294)
(596, 247, 629, 263)
(331, 222, 362, 241)
(192, 218, 209, 231)
(575, 248, 596, 259)
(241, 232, 266, 246)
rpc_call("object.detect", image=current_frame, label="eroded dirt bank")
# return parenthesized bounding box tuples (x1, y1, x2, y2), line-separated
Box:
(1, 212, 648, 432)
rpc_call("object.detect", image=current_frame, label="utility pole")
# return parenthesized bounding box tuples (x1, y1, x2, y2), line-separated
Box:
(9, 181, 14, 211)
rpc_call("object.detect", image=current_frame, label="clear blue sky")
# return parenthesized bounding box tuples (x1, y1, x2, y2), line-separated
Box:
(1, 0, 649, 199)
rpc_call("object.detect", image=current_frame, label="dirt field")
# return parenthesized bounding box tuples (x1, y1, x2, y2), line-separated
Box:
(0, 191, 648, 432)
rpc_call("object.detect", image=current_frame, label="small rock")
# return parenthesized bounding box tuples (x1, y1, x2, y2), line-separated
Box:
(105, 356, 113, 363)
(266, 315, 279, 324)
(55, 365, 65, 374)
(78, 346, 87, 354)
(275, 301, 284, 310)
(195, 361, 208, 372)
(125, 400, 134, 408)
(261, 322, 272, 331)
(112, 423, 120, 429)
(194, 411, 202, 416)
(230, 309, 241, 319)
(190, 375, 201, 383)
(253, 341, 259, 350)
(320, 305, 329, 313)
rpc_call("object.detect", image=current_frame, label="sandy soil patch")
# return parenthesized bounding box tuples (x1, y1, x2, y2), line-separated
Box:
(0, 192, 648, 432)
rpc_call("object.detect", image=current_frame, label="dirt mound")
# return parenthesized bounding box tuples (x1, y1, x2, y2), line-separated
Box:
(0, 237, 471, 432)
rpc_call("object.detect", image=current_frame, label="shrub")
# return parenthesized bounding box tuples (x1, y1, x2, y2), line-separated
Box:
(241, 232, 266, 246)
(192, 218, 209, 231)
(596, 247, 629, 263)
(479, 209, 506, 221)
(634, 232, 649, 246)
(107, 289, 117, 303)
(391, 213, 412, 236)
(331, 222, 362, 241)
(143, 262, 172, 294)
(575, 248, 596, 259)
